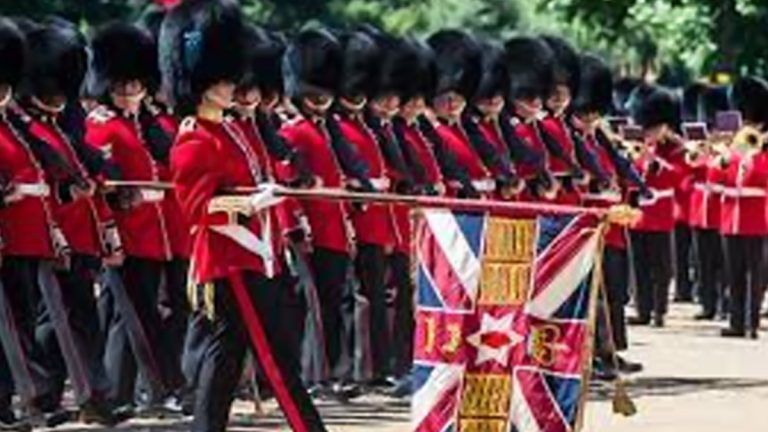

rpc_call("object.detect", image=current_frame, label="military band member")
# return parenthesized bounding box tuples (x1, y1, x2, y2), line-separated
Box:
(719, 77, 768, 339)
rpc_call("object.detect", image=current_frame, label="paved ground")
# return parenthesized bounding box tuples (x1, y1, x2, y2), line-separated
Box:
(40, 303, 768, 431)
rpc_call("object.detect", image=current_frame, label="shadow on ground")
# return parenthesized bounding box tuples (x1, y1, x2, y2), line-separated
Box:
(590, 376, 768, 400)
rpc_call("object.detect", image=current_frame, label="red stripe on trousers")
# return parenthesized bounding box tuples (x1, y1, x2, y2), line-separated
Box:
(228, 271, 309, 432)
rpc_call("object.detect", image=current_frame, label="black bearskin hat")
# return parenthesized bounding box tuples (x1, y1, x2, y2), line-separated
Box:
(337, 29, 380, 98)
(473, 40, 508, 101)
(87, 22, 159, 99)
(504, 36, 555, 101)
(240, 23, 286, 95)
(393, 37, 436, 102)
(357, 25, 409, 99)
(572, 54, 613, 115)
(632, 85, 681, 129)
(540, 35, 580, 96)
(730, 76, 768, 125)
(17, 17, 88, 100)
(427, 29, 482, 99)
(0, 17, 26, 88)
(159, 0, 246, 114)
(283, 27, 342, 99)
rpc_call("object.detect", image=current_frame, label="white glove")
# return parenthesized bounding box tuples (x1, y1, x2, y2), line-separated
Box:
(249, 183, 285, 213)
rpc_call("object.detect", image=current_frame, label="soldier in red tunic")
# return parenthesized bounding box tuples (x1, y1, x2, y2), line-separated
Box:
(279, 28, 372, 399)
(15, 17, 126, 424)
(719, 76, 768, 339)
(334, 29, 400, 386)
(85, 21, 181, 411)
(683, 83, 730, 320)
(427, 30, 499, 199)
(504, 36, 568, 201)
(571, 54, 647, 379)
(0, 17, 71, 430)
(628, 86, 686, 327)
(462, 40, 523, 200)
(540, 36, 607, 205)
(162, 1, 327, 430)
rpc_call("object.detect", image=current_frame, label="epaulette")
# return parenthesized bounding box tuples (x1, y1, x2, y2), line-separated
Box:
(179, 116, 198, 134)
(88, 106, 116, 124)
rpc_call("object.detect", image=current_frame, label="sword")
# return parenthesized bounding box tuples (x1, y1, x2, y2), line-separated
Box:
(102, 266, 167, 396)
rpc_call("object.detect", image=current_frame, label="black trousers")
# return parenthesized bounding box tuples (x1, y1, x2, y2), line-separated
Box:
(354, 243, 391, 381)
(158, 258, 191, 392)
(389, 252, 414, 377)
(192, 271, 326, 432)
(309, 248, 350, 380)
(724, 235, 765, 332)
(39, 254, 112, 406)
(693, 228, 724, 317)
(597, 246, 630, 354)
(630, 231, 673, 320)
(104, 257, 174, 405)
(674, 223, 695, 300)
(0, 257, 57, 409)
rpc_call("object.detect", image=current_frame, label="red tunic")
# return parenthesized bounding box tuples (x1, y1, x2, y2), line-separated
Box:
(540, 116, 581, 205)
(393, 121, 445, 254)
(632, 142, 685, 232)
(435, 120, 494, 197)
(28, 118, 104, 256)
(513, 120, 551, 202)
(279, 118, 352, 253)
(688, 156, 723, 230)
(0, 117, 55, 258)
(580, 134, 627, 249)
(719, 151, 768, 236)
(154, 113, 191, 259)
(337, 115, 397, 248)
(171, 117, 283, 283)
(86, 108, 173, 260)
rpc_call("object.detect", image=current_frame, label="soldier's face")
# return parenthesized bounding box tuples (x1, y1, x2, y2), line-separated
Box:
(235, 87, 261, 110)
(546, 85, 571, 116)
(303, 92, 334, 115)
(203, 81, 236, 110)
(371, 94, 401, 118)
(401, 96, 425, 120)
(475, 94, 505, 116)
(514, 96, 542, 120)
(644, 124, 668, 142)
(111, 80, 146, 112)
(340, 95, 367, 112)
(261, 91, 280, 111)
(34, 94, 67, 113)
(434, 91, 466, 118)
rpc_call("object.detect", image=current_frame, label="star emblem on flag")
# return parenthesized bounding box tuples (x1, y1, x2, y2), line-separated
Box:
(466, 312, 524, 366)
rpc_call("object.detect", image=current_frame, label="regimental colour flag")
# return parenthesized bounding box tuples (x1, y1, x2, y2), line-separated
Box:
(411, 209, 604, 432)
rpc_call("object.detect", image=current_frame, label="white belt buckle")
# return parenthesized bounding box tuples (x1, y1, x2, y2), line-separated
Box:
(16, 183, 50, 197)
(140, 189, 165, 203)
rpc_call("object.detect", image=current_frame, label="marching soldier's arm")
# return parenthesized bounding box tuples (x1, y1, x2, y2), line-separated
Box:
(499, 111, 545, 169)
(572, 130, 609, 184)
(462, 115, 516, 182)
(417, 116, 478, 197)
(325, 114, 374, 191)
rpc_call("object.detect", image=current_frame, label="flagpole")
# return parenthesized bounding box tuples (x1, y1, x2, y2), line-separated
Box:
(102, 180, 614, 216)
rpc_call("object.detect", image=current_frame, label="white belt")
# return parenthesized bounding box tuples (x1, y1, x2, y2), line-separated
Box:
(639, 188, 674, 206)
(207, 219, 276, 278)
(139, 189, 165, 203)
(721, 186, 767, 198)
(16, 182, 50, 197)
(583, 190, 622, 203)
(693, 183, 724, 194)
(369, 177, 391, 192)
(471, 179, 496, 192)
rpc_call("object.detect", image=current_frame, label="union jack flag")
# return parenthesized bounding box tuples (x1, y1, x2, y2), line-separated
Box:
(411, 209, 603, 432)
